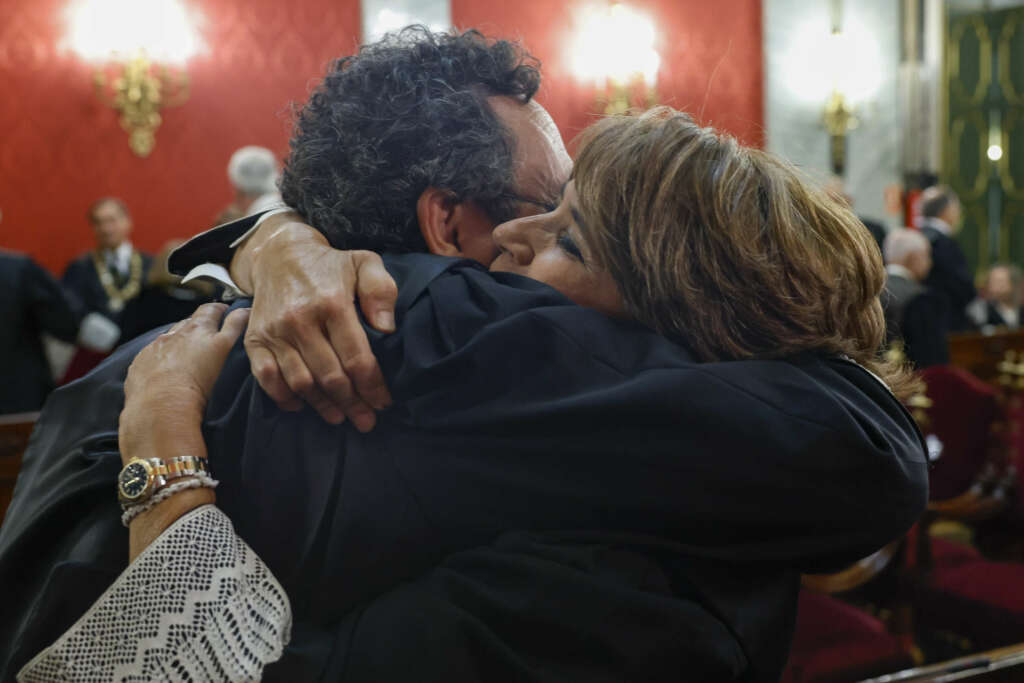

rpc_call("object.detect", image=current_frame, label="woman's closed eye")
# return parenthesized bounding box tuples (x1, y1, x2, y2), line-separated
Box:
(556, 231, 584, 262)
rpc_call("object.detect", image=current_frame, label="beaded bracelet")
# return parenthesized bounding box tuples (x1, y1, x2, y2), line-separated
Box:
(121, 474, 219, 527)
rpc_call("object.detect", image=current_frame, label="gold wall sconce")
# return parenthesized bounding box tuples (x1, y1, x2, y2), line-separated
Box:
(64, 0, 203, 158)
(568, 3, 661, 115)
(93, 53, 190, 157)
(781, 0, 882, 178)
(823, 87, 859, 176)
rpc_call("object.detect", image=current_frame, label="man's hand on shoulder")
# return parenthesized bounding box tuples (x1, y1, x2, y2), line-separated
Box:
(234, 217, 397, 431)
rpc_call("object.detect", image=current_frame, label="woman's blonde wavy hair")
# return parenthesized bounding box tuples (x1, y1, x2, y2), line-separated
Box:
(572, 107, 916, 399)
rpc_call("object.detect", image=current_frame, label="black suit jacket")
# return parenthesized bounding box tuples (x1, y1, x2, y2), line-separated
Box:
(921, 224, 976, 331)
(0, 255, 928, 682)
(882, 273, 950, 369)
(0, 251, 79, 413)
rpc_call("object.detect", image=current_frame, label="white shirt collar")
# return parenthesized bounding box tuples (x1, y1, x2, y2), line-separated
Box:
(886, 263, 915, 281)
(996, 302, 1019, 328)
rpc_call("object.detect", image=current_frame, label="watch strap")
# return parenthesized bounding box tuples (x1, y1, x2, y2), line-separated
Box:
(118, 455, 210, 506)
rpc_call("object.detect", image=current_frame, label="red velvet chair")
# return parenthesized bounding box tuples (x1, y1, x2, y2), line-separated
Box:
(918, 366, 1007, 503)
(911, 533, 1024, 651)
(782, 591, 914, 683)
(907, 367, 1024, 650)
(782, 543, 916, 683)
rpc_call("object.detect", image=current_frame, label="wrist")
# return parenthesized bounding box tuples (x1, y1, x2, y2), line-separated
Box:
(128, 486, 215, 561)
(233, 213, 324, 294)
(249, 221, 329, 292)
(119, 398, 206, 466)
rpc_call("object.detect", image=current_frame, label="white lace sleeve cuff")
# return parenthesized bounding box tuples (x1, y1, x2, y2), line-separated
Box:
(18, 504, 292, 682)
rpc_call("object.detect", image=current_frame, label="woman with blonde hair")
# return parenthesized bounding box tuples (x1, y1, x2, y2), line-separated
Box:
(493, 106, 913, 397)
(14, 107, 925, 682)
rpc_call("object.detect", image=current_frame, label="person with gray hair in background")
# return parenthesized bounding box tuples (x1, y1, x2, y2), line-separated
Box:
(882, 228, 950, 368)
(919, 185, 976, 330)
(968, 263, 1024, 331)
(214, 145, 282, 225)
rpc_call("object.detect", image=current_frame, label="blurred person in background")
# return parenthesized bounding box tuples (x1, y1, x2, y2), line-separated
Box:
(118, 239, 221, 342)
(882, 228, 949, 369)
(919, 185, 975, 331)
(62, 197, 152, 332)
(214, 146, 282, 226)
(0, 249, 80, 413)
(967, 263, 1024, 331)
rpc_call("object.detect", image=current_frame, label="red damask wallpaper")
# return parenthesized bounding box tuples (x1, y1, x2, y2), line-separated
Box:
(451, 0, 764, 148)
(1, 0, 762, 275)
(0, 0, 361, 274)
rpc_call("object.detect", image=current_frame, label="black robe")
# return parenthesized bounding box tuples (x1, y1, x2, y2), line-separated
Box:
(882, 273, 950, 369)
(921, 225, 976, 332)
(0, 254, 928, 682)
(0, 252, 80, 413)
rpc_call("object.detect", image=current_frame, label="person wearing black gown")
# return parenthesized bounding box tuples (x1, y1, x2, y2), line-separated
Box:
(2, 31, 927, 683)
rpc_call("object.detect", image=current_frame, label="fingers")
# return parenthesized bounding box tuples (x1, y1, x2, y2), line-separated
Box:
(165, 302, 227, 336)
(246, 341, 303, 412)
(292, 330, 353, 425)
(217, 307, 251, 347)
(188, 302, 230, 329)
(240, 248, 397, 430)
(324, 310, 391, 414)
(276, 344, 346, 424)
(353, 251, 398, 333)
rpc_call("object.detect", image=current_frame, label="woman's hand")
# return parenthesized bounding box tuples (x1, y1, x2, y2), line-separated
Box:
(119, 304, 250, 466)
(119, 303, 249, 560)
(231, 217, 397, 431)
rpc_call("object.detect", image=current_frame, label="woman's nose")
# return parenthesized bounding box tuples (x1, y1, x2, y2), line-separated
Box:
(493, 217, 535, 266)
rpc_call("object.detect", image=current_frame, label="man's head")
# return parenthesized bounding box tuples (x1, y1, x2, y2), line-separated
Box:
(884, 229, 932, 282)
(87, 197, 132, 251)
(986, 264, 1022, 307)
(228, 146, 279, 201)
(921, 185, 962, 233)
(280, 26, 571, 265)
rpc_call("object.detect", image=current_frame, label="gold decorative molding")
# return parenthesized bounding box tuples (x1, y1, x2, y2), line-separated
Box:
(1000, 107, 1024, 200)
(1000, 202, 1024, 262)
(997, 11, 1023, 106)
(949, 15, 993, 107)
(950, 111, 992, 201)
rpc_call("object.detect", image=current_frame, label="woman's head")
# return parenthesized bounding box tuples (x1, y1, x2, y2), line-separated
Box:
(492, 107, 909, 392)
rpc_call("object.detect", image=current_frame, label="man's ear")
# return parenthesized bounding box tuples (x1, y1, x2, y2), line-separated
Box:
(417, 187, 496, 259)
(417, 187, 462, 257)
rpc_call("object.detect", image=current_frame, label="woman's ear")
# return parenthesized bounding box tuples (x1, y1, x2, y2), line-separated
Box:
(416, 187, 462, 257)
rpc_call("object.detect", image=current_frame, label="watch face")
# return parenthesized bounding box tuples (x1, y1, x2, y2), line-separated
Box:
(119, 461, 150, 500)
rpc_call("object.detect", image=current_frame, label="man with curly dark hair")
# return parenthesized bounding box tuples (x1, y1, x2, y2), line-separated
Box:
(280, 26, 564, 256)
(170, 27, 571, 425)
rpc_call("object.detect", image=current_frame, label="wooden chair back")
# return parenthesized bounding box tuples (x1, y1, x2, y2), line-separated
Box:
(949, 329, 1024, 386)
(858, 642, 1024, 681)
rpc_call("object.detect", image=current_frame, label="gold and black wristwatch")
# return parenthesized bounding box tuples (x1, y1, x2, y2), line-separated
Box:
(116, 456, 210, 507)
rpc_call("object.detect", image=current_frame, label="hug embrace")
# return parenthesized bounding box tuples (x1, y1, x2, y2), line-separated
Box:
(1, 27, 925, 683)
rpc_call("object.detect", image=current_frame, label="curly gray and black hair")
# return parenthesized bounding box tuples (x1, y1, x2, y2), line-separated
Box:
(280, 26, 541, 252)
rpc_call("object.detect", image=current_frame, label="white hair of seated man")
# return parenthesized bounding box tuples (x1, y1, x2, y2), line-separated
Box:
(884, 228, 930, 273)
(227, 146, 280, 197)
